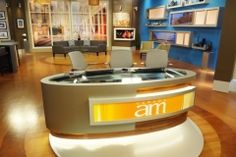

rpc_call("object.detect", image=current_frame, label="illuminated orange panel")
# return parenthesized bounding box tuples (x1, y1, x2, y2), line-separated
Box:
(92, 92, 194, 124)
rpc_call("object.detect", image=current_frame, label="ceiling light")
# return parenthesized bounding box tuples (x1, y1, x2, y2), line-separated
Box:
(89, 0, 99, 6)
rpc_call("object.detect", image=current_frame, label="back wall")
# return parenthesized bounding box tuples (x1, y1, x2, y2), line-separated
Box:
(139, 0, 226, 69)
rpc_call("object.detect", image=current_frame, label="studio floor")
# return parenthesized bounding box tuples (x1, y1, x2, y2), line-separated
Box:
(0, 51, 236, 157)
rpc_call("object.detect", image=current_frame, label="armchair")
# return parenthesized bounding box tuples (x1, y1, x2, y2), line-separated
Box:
(139, 41, 154, 59)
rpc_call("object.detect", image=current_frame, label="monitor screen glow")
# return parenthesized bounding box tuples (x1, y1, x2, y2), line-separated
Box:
(114, 28, 136, 41)
(170, 12, 194, 25)
(151, 31, 176, 44)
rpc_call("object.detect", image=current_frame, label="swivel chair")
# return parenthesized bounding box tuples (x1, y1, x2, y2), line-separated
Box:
(68, 51, 87, 70)
(110, 50, 133, 68)
(157, 42, 171, 52)
(139, 41, 154, 59)
(145, 49, 168, 68)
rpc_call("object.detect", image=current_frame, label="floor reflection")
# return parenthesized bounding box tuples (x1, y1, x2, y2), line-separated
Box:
(7, 105, 39, 134)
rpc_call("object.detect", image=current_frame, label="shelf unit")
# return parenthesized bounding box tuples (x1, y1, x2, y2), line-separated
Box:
(167, 0, 209, 9)
(148, 18, 168, 21)
(145, 25, 167, 27)
(146, 6, 168, 28)
(169, 7, 219, 27)
(192, 45, 207, 50)
(150, 30, 192, 47)
(184, 0, 209, 7)
(147, 6, 168, 19)
(167, 0, 183, 9)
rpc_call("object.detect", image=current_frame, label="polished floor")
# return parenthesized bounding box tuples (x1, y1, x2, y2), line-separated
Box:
(0, 52, 236, 157)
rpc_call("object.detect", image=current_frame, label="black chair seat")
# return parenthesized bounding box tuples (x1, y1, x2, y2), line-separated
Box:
(0, 47, 10, 75)
(0, 47, 8, 56)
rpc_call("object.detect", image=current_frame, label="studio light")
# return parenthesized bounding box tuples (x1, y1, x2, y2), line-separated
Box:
(89, 0, 99, 6)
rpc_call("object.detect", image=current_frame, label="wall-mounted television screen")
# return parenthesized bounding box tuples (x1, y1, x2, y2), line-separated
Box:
(151, 31, 176, 44)
(114, 28, 136, 41)
(170, 12, 194, 25)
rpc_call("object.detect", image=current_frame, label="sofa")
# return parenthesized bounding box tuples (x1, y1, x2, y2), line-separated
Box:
(52, 40, 107, 57)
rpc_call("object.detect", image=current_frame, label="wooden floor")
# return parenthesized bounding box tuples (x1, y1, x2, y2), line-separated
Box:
(0, 52, 236, 157)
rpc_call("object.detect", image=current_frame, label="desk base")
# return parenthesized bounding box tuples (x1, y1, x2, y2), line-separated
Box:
(49, 118, 203, 157)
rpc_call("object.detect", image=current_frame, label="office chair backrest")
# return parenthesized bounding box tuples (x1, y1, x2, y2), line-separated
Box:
(146, 49, 168, 68)
(68, 51, 87, 70)
(110, 50, 133, 68)
(157, 42, 171, 52)
(141, 41, 154, 50)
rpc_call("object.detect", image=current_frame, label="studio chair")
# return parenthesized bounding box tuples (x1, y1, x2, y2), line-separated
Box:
(110, 50, 133, 68)
(145, 49, 168, 68)
(157, 42, 171, 52)
(156, 42, 172, 66)
(0, 47, 9, 75)
(139, 41, 154, 59)
(68, 51, 87, 70)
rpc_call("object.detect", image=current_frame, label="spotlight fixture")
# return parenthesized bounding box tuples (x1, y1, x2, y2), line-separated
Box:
(119, 5, 122, 11)
(18, 2, 22, 8)
(5, 2, 9, 8)
(89, 0, 99, 6)
(34, 0, 51, 4)
(133, 6, 138, 11)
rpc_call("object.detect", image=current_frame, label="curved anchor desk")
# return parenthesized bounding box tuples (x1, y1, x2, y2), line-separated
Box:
(41, 68, 203, 157)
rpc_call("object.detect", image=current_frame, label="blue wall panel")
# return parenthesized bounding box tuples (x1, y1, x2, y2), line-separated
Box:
(139, 0, 226, 69)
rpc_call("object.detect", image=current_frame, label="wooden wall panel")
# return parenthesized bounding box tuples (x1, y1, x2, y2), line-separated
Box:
(5, 0, 27, 49)
(214, 0, 236, 81)
(112, 0, 139, 48)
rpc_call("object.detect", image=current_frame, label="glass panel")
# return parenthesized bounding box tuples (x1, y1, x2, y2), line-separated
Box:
(51, 14, 70, 41)
(71, 0, 107, 40)
(51, 0, 70, 41)
(51, 0, 69, 12)
(29, 1, 51, 47)
(29, 0, 108, 48)
(49, 68, 186, 84)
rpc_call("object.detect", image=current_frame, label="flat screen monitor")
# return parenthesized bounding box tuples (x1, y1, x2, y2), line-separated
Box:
(114, 28, 136, 41)
(151, 31, 176, 44)
(170, 12, 194, 25)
